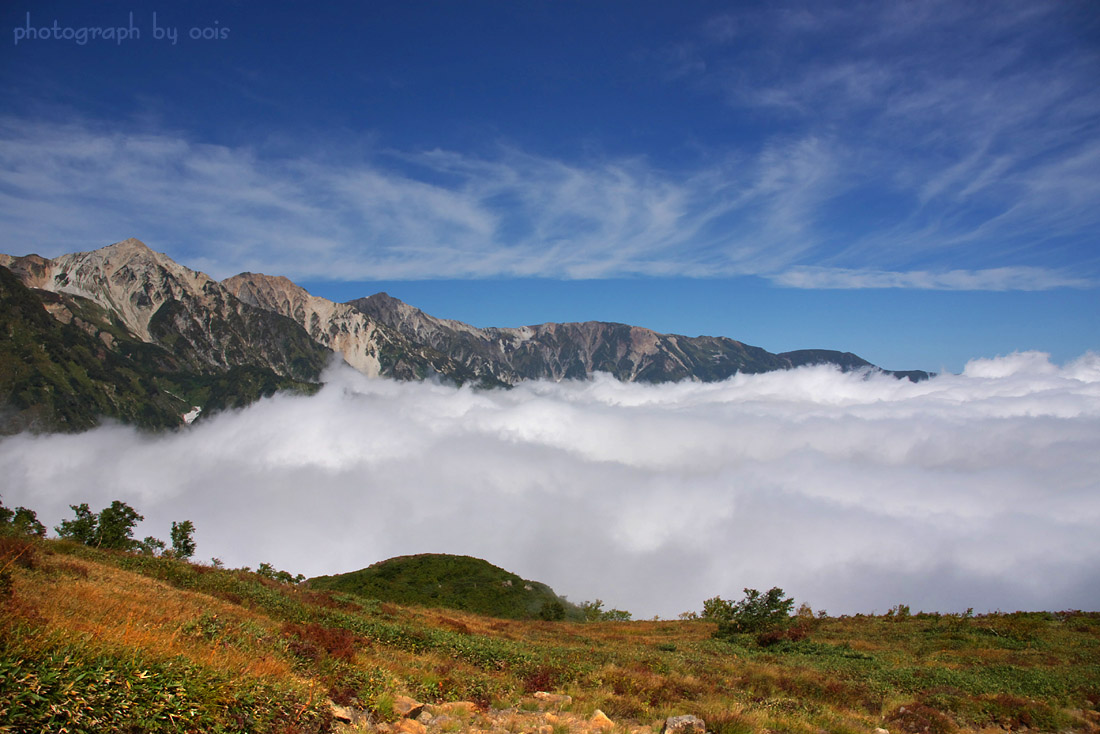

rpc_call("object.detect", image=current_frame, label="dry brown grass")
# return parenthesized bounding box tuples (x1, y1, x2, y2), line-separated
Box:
(11, 552, 299, 686)
(5, 542, 1097, 734)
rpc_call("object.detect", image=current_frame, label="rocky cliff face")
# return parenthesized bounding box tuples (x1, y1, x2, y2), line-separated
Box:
(0, 260, 322, 434)
(1, 239, 330, 381)
(223, 272, 385, 377)
(222, 273, 495, 385)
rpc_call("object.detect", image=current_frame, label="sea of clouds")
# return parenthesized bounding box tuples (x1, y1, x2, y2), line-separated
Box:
(3, 351, 1098, 619)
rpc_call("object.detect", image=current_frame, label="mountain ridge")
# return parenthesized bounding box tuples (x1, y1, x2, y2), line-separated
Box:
(222, 272, 494, 385)
(2, 239, 330, 381)
(1, 238, 930, 432)
(348, 292, 930, 384)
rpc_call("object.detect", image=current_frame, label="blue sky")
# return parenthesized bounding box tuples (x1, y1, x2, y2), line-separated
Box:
(2, 0, 1098, 372)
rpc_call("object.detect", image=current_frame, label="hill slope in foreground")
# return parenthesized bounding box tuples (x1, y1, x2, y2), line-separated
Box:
(308, 554, 583, 621)
(3, 537, 1099, 734)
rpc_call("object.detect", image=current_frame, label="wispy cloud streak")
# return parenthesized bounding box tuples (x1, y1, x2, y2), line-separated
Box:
(773, 266, 1094, 291)
(0, 117, 825, 281)
(0, 3, 1095, 289)
(665, 0, 1100, 287)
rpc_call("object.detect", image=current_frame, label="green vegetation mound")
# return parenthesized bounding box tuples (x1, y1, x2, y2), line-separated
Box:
(308, 553, 582, 621)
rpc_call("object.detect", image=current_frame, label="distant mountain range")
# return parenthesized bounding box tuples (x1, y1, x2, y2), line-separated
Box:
(0, 238, 929, 433)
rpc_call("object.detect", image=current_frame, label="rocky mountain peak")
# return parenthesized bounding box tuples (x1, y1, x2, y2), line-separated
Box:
(0, 252, 52, 288)
(222, 272, 311, 311)
(103, 237, 154, 255)
(42, 239, 213, 342)
(223, 271, 386, 376)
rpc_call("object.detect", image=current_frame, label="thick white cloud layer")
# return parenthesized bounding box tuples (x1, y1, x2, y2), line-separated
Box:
(3, 351, 1099, 618)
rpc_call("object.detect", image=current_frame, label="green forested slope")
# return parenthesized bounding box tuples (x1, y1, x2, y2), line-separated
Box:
(309, 554, 583, 621)
(0, 266, 318, 434)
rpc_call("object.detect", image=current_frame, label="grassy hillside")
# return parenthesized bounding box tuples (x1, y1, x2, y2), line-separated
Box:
(2, 536, 1098, 734)
(308, 554, 584, 621)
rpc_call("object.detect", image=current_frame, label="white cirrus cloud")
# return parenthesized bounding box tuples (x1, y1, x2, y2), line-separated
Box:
(772, 266, 1095, 291)
(666, 1, 1100, 284)
(2, 351, 1098, 618)
(1, 105, 1096, 289)
(0, 116, 832, 282)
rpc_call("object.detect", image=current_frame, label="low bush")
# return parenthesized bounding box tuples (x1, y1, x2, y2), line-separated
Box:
(886, 702, 957, 734)
(756, 621, 810, 647)
(282, 621, 361, 663)
(711, 587, 796, 638)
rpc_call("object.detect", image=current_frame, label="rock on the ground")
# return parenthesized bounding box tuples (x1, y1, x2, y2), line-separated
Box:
(533, 691, 573, 709)
(661, 715, 706, 734)
(591, 710, 616, 731)
(436, 701, 479, 716)
(395, 695, 426, 719)
(393, 718, 427, 734)
(329, 700, 367, 725)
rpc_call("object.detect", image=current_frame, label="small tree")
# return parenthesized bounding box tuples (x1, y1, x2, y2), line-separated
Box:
(601, 608, 632, 621)
(539, 599, 566, 621)
(55, 503, 99, 545)
(95, 501, 144, 550)
(138, 536, 166, 556)
(702, 596, 736, 619)
(55, 501, 143, 550)
(278, 570, 306, 584)
(580, 598, 633, 622)
(581, 599, 606, 621)
(170, 520, 196, 560)
(1, 497, 45, 537)
(256, 562, 304, 584)
(10, 508, 46, 537)
(710, 587, 796, 637)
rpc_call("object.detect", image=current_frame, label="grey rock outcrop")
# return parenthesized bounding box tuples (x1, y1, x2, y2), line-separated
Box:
(661, 715, 706, 734)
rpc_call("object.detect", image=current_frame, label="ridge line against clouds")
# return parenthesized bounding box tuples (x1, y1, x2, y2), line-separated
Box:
(0, 113, 1094, 290)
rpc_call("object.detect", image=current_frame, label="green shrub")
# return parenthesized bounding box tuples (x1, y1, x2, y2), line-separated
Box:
(0, 497, 46, 538)
(55, 500, 143, 550)
(170, 520, 196, 560)
(580, 599, 632, 621)
(539, 600, 566, 620)
(711, 587, 796, 637)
